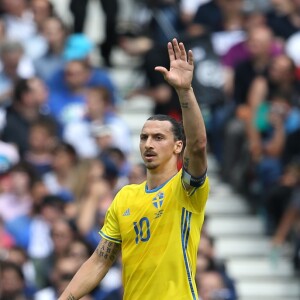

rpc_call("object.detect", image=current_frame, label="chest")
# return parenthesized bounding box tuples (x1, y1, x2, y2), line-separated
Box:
(118, 188, 182, 246)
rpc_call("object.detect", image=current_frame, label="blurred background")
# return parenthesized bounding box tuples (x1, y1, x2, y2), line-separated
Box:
(0, 0, 300, 299)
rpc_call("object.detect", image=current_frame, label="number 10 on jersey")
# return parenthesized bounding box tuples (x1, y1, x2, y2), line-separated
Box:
(133, 217, 151, 244)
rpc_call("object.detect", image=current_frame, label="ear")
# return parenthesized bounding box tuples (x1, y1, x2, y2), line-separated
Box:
(174, 140, 183, 155)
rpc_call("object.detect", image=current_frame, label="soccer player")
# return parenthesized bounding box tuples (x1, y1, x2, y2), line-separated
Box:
(58, 38, 209, 300)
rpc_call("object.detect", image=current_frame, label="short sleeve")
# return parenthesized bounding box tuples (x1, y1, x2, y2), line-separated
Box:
(175, 169, 210, 214)
(187, 176, 210, 213)
(99, 195, 122, 244)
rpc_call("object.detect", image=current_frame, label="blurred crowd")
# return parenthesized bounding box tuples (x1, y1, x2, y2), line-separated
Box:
(0, 0, 300, 299)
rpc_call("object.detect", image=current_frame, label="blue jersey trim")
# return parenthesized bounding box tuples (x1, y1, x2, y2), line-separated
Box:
(99, 230, 122, 244)
(181, 208, 196, 300)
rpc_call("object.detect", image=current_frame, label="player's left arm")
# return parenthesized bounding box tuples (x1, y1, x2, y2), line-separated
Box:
(155, 38, 207, 192)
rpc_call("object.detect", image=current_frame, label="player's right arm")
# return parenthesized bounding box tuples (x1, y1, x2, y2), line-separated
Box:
(58, 238, 121, 300)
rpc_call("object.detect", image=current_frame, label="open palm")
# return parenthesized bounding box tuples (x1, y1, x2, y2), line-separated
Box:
(155, 39, 194, 90)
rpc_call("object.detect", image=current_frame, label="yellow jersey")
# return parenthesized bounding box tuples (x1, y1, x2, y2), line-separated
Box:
(99, 169, 209, 300)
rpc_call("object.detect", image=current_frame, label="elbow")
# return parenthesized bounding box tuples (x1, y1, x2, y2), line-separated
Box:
(189, 136, 207, 154)
(265, 145, 283, 157)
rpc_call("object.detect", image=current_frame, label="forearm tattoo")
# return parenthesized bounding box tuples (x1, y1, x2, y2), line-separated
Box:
(184, 157, 190, 169)
(96, 239, 121, 263)
(181, 102, 189, 109)
(67, 294, 76, 300)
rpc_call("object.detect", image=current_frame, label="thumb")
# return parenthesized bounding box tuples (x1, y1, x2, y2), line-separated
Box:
(155, 66, 168, 77)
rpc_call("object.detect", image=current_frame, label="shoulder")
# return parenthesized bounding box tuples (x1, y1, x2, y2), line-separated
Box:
(115, 183, 145, 198)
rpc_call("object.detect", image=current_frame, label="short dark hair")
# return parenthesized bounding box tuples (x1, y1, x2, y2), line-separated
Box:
(52, 142, 77, 159)
(11, 160, 39, 189)
(41, 195, 65, 211)
(13, 78, 30, 103)
(147, 114, 185, 143)
(0, 261, 24, 281)
(30, 117, 58, 137)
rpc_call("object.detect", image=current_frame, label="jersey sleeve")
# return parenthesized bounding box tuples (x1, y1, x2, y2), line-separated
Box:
(176, 169, 210, 214)
(189, 176, 210, 213)
(99, 193, 122, 244)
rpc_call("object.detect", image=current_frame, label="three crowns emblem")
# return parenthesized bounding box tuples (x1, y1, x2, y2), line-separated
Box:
(152, 192, 164, 209)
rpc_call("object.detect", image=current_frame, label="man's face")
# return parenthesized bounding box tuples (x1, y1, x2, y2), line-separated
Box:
(42, 18, 65, 46)
(139, 120, 182, 170)
(2, 0, 26, 15)
(247, 27, 272, 58)
(269, 55, 294, 83)
(85, 90, 106, 119)
(218, 0, 243, 13)
(0, 268, 24, 297)
(1, 51, 21, 78)
(28, 77, 49, 106)
(198, 271, 226, 300)
(64, 61, 89, 90)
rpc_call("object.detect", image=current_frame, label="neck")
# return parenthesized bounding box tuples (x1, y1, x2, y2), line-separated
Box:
(146, 166, 178, 190)
(50, 43, 64, 55)
(70, 86, 85, 94)
(253, 55, 269, 70)
(56, 168, 71, 181)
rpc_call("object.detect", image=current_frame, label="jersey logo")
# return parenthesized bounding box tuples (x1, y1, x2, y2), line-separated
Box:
(123, 208, 130, 216)
(155, 210, 164, 219)
(152, 192, 164, 209)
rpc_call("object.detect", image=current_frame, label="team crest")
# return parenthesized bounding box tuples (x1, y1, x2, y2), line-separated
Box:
(152, 192, 164, 209)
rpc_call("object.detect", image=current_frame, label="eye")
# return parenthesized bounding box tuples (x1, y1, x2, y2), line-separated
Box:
(140, 135, 147, 141)
(155, 135, 163, 141)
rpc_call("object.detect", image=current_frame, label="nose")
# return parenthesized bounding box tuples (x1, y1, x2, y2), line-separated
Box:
(144, 137, 153, 149)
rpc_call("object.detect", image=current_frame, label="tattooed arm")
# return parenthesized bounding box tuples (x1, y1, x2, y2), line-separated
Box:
(155, 39, 207, 189)
(58, 239, 121, 300)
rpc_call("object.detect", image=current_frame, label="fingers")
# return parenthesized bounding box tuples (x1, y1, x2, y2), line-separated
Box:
(179, 42, 187, 61)
(172, 38, 181, 60)
(154, 66, 168, 77)
(171, 38, 192, 64)
(188, 50, 194, 66)
(167, 42, 175, 62)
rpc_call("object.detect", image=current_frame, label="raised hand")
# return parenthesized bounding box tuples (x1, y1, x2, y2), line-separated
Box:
(155, 38, 194, 91)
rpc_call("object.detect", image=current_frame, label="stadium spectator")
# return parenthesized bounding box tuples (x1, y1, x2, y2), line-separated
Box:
(0, 216, 15, 249)
(69, 0, 119, 67)
(34, 256, 94, 300)
(266, 0, 300, 40)
(42, 142, 78, 203)
(221, 25, 278, 188)
(6, 245, 37, 297)
(0, 161, 35, 224)
(75, 175, 113, 248)
(27, 195, 66, 288)
(128, 162, 147, 184)
(1, 77, 54, 156)
(47, 57, 119, 129)
(197, 270, 233, 300)
(0, 260, 29, 300)
(24, 117, 58, 177)
(0, 0, 36, 45)
(34, 16, 67, 83)
(63, 86, 131, 158)
(0, 40, 35, 105)
(187, 0, 244, 37)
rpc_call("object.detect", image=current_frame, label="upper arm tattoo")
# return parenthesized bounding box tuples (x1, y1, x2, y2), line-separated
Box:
(96, 239, 121, 264)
